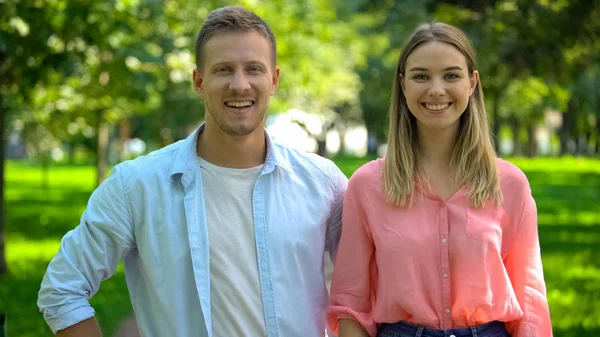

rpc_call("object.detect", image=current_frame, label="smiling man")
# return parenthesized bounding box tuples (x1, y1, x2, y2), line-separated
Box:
(38, 6, 347, 337)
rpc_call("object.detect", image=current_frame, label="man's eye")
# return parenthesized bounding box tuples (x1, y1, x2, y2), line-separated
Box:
(248, 66, 261, 73)
(217, 67, 229, 73)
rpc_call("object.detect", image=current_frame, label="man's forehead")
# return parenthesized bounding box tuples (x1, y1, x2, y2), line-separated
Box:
(203, 31, 275, 66)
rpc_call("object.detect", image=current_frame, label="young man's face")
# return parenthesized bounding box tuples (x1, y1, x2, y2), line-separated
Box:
(193, 31, 280, 137)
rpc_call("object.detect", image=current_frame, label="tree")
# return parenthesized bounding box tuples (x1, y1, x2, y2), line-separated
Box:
(0, 0, 83, 274)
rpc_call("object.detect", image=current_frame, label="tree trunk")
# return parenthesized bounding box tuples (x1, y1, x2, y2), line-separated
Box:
(491, 92, 502, 154)
(586, 131, 594, 156)
(96, 109, 109, 186)
(0, 99, 7, 274)
(560, 97, 577, 156)
(316, 138, 327, 158)
(67, 140, 76, 165)
(118, 118, 131, 162)
(510, 117, 522, 157)
(596, 123, 600, 156)
(576, 135, 588, 156)
(337, 125, 347, 156)
(41, 152, 50, 190)
(527, 124, 537, 157)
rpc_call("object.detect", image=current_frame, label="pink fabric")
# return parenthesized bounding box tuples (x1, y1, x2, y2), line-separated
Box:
(328, 158, 552, 337)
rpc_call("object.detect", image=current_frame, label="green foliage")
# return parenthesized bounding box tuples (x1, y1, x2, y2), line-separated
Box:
(500, 77, 551, 122)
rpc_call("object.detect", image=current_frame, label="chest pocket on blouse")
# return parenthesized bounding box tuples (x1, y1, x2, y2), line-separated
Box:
(465, 207, 503, 248)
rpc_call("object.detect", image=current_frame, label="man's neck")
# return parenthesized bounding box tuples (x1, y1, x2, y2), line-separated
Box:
(197, 125, 267, 169)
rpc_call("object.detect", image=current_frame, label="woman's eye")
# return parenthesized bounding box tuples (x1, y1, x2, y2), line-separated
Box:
(445, 73, 459, 79)
(413, 74, 428, 80)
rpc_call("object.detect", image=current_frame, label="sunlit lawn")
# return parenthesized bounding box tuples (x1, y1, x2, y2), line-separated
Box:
(1, 157, 599, 336)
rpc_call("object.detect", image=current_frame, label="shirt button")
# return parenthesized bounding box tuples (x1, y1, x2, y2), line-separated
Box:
(445, 308, 451, 313)
(441, 238, 447, 244)
(443, 273, 448, 278)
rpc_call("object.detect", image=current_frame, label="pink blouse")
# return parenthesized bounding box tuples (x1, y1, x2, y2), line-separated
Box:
(328, 158, 552, 337)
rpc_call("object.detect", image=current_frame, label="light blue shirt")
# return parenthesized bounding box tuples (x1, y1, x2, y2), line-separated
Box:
(38, 125, 347, 337)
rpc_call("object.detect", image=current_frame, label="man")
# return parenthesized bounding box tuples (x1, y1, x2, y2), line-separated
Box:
(38, 6, 347, 337)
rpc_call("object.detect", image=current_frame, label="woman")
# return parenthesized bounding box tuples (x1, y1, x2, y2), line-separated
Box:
(327, 22, 552, 337)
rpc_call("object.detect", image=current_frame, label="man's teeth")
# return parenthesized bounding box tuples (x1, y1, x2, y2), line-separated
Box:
(425, 103, 450, 111)
(226, 101, 253, 107)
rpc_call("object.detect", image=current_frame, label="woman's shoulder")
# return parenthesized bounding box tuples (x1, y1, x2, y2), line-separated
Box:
(496, 157, 531, 192)
(349, 157, 384, 181)
(345, 157, 385, 193)
(496, 158, 531, 209)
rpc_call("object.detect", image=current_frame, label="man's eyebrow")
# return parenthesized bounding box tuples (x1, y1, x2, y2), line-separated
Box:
(209, 60, 268, 68)
(246, 60, 268, 67)
(408, 66, 463, 72)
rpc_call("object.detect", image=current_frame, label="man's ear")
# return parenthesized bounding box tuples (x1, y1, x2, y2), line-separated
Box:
(270, 65, 280, 96)
(192, 68, 204, 98)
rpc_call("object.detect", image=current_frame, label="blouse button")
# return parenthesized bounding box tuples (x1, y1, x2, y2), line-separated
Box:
(441, 238, 447, 244)
(443, 273, 448, 278)
(445, 308, 451, 313)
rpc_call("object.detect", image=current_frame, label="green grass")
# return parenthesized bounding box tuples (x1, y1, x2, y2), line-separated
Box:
(2, 157, 600, 336)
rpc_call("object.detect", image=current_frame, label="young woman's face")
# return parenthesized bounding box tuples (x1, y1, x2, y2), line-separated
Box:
(401, 41, 478, 135)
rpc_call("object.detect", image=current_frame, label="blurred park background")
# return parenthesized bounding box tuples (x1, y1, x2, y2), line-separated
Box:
(1, 0, 599, 336)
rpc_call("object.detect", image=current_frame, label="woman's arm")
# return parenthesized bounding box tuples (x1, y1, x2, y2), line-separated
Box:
(327, 174, 378, 337)
(504, 187, 553, 337)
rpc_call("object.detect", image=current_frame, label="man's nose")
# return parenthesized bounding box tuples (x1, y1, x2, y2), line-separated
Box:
(229, 71, 251, 93)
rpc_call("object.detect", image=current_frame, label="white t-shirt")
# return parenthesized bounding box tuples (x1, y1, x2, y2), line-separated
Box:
(198, 157, 267, 337)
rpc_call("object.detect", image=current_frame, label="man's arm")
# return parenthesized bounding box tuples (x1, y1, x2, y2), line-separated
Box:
(338, 318, 370, 337)
(324, 165, 348, 262)
(38, 164, 135, 334)
(57, 317, 102, 337)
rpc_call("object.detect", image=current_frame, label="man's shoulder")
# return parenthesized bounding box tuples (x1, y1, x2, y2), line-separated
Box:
(117, 139, 187, 181)
(271, 142, 345, 182)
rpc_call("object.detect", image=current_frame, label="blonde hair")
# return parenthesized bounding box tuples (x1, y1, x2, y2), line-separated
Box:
(383, 22, 501, 208)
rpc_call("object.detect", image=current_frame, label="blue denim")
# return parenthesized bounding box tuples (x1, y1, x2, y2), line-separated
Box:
(377, 320, 510, 337)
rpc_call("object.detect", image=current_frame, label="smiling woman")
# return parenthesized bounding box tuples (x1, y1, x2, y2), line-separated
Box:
(401, 42, 477, 134)
(328, 22, 553, 337)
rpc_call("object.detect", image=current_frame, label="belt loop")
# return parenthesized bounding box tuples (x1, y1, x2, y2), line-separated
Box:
(471, 326, 478, 337)
(415, 326, 425, 337)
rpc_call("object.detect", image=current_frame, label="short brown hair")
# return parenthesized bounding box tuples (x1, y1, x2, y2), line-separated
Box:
(195, 6, 277, 70)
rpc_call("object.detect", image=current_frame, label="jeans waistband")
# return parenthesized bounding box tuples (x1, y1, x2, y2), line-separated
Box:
(377, 320, 510, 337)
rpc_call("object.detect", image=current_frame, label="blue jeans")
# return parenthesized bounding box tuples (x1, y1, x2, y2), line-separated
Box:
(377, 320, 510, 337)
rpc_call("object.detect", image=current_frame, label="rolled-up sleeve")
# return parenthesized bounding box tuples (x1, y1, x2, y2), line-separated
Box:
(327, 181, 377, 337)
(325, 166, 348, 263)
(504, 188, 553, 337)
(37, 164, 135, 333)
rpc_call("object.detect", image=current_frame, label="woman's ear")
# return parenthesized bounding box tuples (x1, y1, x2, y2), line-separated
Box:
(470, 70, 479, 96)
(399, 73, 406, 96)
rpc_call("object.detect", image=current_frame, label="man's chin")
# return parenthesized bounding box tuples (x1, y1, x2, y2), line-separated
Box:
(221, 124, 262, 137)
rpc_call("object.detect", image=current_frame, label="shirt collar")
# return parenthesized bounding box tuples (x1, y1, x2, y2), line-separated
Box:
(170, 123, 292, 179)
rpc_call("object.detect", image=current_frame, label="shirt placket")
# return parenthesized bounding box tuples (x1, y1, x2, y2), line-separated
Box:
(439, 202, 452, 329)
